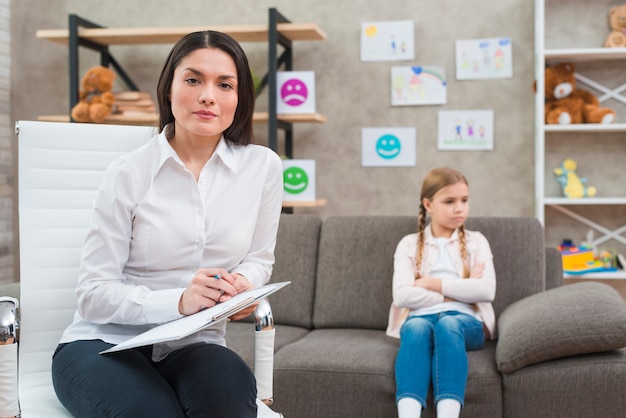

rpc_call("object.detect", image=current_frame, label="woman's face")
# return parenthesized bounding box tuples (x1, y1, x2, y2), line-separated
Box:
(169, 47, 238, 142)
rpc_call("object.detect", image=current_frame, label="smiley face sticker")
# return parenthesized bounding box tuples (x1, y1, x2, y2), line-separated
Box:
(283, 166, 309, 195)
(375, 134, 402, 159)
(280, 78, 309, 107)
(276, 71, 316, 114)
(362, 127, 415, 167)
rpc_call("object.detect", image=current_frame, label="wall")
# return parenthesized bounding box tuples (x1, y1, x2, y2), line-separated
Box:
(10, 0, 536, 224)
(0, 0, 10, 284)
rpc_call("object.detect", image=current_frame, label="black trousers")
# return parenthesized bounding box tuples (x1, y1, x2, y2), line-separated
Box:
(52, 339, 257, 418)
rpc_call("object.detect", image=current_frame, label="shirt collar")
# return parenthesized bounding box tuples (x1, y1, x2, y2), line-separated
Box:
(424, 224, 460, 244)
(156, 127, 238, 175)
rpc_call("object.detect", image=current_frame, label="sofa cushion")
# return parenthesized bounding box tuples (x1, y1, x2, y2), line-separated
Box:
(464, 217, 546, 316)
(313, 216, 547, 330)
(313, 216, 415, 329)
(496, 282, 626, 373)
(262, 214, 321, 329)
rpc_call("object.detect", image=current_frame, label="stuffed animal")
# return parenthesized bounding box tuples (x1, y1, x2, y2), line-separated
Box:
(71, 66, 116, 123)
(554, 158, 597, 198)
(539, 62, 615, 125)
(604, 4, 626, 47)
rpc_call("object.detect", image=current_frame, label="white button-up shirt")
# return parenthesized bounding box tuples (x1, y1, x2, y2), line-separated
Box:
(60, 130, 284, 360)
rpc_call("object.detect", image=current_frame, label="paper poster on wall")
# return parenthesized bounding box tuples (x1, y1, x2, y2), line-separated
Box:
(282, 159, 316, 202)
(455, 37, 512, 80)
(362, 127, 416, 167)
(437, 110, 494, 151)
(391, 66, 447, 106)
(276, 71, 316, 114)
(361, 20, 414, 62)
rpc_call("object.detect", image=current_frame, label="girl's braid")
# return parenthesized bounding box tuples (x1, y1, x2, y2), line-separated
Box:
(458, 224, 469, 278)
(414, 204, 427, 279)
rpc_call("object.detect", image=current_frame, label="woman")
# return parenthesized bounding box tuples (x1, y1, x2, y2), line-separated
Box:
(387, 168, 496, 418)
(51, 31, 283, 418)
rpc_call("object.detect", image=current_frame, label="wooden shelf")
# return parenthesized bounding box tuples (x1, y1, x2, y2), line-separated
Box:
(545, 47, 626, 63)
(564, 271, 626, 280)
(36, 23, 326, 45)
(39, 111, 327, 126)
(544, 123, 626, 133)
(544, 197, 626, 205)
(282, 198, 327, 208)
(253, 112, 327, 124)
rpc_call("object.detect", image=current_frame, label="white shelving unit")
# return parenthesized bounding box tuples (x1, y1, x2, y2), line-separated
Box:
(535, 0, 626, 280)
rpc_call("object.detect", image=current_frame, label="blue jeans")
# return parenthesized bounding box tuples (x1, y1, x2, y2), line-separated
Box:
(395, 312, 485, 409)
(52, 340, 257, 418)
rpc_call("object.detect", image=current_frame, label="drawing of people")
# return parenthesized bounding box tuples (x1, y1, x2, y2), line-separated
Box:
(454, 120, 462, 141)
(466, 119, 474, 137)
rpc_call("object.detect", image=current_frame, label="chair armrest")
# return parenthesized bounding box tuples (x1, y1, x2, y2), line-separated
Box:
(0, 297, 19, 418)
(253, 298, 275, 405)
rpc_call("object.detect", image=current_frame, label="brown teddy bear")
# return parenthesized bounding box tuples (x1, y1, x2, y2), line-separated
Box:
(604, 4, 626, 47)
(539, 62, 615, 125)
(71, 66, 116, 123)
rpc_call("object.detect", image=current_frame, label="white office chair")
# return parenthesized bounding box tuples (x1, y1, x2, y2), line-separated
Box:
(0, 120, 281, 418)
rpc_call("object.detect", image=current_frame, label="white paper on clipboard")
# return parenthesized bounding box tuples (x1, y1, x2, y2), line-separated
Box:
(100, 281, 290, 354)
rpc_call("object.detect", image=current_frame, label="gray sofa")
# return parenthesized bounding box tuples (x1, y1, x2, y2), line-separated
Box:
(3, 215, 626, 417)
(227, 215, 626, 418)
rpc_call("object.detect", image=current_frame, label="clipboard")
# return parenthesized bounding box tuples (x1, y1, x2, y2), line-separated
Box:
(100, 281, 290, 354)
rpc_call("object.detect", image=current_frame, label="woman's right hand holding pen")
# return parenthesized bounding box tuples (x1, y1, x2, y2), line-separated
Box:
(178, 269, 238, 315)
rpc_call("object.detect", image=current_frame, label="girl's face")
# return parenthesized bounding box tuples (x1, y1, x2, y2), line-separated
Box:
(423, 181, 469, 238)
(170, 47, 238, 142)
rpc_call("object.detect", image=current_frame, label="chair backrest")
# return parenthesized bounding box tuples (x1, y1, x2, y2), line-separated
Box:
(17, 121, 154, 403)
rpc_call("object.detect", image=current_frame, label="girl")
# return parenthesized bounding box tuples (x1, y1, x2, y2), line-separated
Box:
(386, 167, 496, 418)
(51, 31, 283, 417)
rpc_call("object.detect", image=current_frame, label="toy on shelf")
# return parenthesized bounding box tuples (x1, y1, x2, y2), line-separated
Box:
(536, 62, 615, 125)
(558, 240, 618, 275)
(71, 66, 116, 123)
(604, 4, 626, 47)
(553, 158, 597, 198)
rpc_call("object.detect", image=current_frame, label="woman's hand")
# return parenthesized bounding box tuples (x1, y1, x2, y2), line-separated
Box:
(228, 273, 259, 321)
(178, 269, 237, 315)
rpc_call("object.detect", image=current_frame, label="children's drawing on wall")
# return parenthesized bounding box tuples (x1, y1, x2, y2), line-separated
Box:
(391, 66, 447, 106)
(362, 127, 416, 167)
(361, 20, 414, 62)
(437, 110, 494, 151)
(455, 37, 512, 80)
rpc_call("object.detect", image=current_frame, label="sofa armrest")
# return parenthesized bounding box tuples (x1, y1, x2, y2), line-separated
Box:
(496, 282, 626, 374)
(545, 246, 563, 290)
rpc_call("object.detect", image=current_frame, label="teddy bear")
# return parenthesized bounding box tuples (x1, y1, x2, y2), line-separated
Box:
(71, 66, 116, 123)
(554, 158, 596, 198)
(604, 4, 626, 47)
(539, 62, 615, 125)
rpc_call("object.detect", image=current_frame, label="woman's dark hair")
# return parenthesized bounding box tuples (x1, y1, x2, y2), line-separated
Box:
(156, 31, 255, 144)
